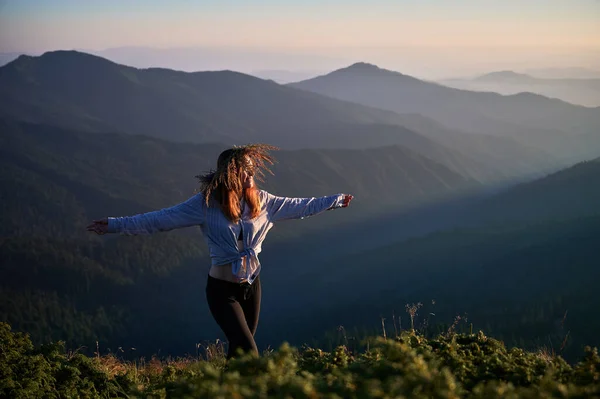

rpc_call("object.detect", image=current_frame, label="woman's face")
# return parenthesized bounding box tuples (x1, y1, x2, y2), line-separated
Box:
(241, 157, 255, 189)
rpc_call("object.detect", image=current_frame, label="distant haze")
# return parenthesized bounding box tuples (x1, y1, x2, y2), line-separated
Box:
(439, 70, 600, 107)
(1, 0, 598, 79)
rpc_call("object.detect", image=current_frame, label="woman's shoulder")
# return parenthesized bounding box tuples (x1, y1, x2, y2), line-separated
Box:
(190, 191, 209, 204)
(256, 189, 276, 210)
(257, 189, 270, 200)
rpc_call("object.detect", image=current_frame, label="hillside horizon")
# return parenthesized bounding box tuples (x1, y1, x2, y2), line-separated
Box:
(8, 51, 598, 108)
(3, 114, 599, 360)
(2, 45, 599, 382)
(3, 2, 600, 397)
(2, 50, 565, 185)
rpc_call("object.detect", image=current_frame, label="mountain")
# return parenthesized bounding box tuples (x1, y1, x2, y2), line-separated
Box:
(525, 67, 600, 79)
(0, 117, 482, 235)
(465, 157, 600, 226)
(381, 113, 558, 183)
(255, 155, 600, 361)
(290, 62, 599, 135)
(475, 71, 537, 83)
(0, 118, 479, 355)
(288, 215, 600, 362)
(0, 51, 563, 185)
(1, 52, 595, 361)
(0, 51, 412, 146)
(440, 71, 600, 108)
(290, 63, 600, 163)
(0, 52, 28, 67)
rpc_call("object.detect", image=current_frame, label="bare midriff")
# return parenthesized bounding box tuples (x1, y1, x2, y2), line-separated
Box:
(208, 239, 249, 283)
(208, 262, 247, 283)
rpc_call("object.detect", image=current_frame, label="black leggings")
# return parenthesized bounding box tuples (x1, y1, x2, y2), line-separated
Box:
(205, 275, 262, 359)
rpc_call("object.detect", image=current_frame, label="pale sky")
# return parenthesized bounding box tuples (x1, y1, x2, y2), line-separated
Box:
(1, 0, 599, 77)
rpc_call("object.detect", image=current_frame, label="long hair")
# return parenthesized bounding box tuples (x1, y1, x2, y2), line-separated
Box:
(196, 144, 278, 222)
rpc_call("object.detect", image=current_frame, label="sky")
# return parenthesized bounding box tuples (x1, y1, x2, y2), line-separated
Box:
(1, 0, 599, 78)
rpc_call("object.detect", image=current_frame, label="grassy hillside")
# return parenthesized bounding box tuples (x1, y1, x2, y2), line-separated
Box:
(2, 322, 599, 398)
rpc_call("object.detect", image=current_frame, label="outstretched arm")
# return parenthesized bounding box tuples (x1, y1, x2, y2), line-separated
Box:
(264, 191, 353, 222)
(87, 193, 206, 236)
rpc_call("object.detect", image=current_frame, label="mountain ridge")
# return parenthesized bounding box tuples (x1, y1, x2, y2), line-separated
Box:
(474, 70, 535, 82)
(297, 62, 591, 107)
(439, 70, 600, 108)
(290, 62, 600, 163)
(0, 50, 559, 184)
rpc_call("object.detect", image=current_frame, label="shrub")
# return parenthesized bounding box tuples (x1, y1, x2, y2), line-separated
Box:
(2, 322, 599, 398)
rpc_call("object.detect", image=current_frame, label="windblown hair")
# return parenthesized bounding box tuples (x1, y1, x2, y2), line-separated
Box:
(196, 144, 278, 222)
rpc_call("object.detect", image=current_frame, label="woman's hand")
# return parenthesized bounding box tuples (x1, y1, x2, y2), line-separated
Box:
(87, 218, 109, 235)
(342, 194, 353, 207)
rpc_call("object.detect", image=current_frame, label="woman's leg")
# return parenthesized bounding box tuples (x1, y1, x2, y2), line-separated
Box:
(205, 276, 258, 359)
(240, 276, 261, 336)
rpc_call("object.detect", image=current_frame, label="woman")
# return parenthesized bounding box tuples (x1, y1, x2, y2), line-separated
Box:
(87, 144, 353, 359)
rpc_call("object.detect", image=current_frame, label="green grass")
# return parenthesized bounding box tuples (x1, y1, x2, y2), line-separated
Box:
(2, 322, 599, 398)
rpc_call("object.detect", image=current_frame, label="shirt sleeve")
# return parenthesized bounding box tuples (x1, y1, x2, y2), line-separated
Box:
(107, 193, 206, 235)
(263, 191, 346, 222)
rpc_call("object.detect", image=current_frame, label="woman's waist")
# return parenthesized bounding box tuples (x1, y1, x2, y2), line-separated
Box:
(208, 263, 245, 283)
(209, 262, 260, 282)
